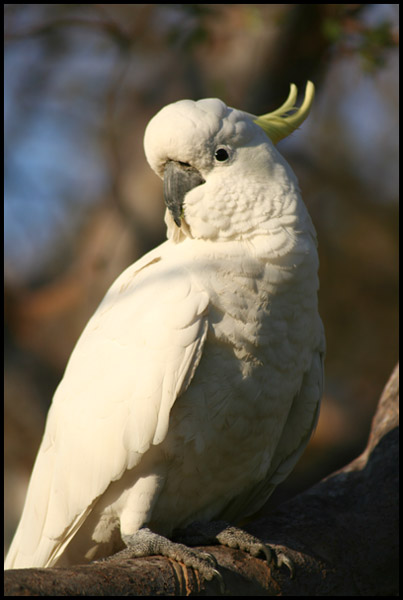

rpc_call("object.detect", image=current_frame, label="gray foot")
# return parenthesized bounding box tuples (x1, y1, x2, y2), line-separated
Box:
(173, 520, 294, 577)
(121, 528, 224, 591)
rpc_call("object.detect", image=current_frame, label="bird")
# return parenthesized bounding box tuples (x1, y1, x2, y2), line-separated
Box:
(5, 82, 325, 579)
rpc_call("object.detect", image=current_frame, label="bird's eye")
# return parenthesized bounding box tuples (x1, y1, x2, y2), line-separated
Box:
(214, 147, 230, 162)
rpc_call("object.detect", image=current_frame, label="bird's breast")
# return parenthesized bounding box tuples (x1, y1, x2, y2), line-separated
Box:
(151, 247, 320, 532)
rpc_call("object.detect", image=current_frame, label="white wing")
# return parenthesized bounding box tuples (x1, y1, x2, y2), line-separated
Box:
(5, 241, 209, 569)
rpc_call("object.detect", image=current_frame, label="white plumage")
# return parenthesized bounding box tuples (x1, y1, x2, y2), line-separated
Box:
(5, 85, 325, 570)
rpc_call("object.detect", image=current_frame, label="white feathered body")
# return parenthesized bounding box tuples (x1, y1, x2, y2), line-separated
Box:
(5, 96, 324, 569)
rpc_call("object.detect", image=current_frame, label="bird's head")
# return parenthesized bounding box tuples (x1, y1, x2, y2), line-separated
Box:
(144, 82, 314, 242)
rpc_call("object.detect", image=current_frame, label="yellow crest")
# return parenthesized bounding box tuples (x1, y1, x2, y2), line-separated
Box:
(254, 81, 315, 144)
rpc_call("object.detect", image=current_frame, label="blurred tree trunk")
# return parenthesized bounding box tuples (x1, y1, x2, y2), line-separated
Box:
(4, 364, 398, 596)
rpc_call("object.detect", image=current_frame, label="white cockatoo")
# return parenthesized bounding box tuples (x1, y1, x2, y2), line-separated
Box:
(5, 82, 325, 577)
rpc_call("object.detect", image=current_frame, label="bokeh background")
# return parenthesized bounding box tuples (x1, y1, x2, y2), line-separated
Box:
(4, 4, 399, 553)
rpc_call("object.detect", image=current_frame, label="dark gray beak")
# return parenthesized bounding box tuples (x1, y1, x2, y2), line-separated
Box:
(163, 160, 205, 227)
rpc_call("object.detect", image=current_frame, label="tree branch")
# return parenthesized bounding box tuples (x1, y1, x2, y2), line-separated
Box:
(4, 364, 399, 596)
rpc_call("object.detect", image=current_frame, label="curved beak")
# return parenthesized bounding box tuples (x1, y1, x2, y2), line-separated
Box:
(163, 160, 205, 227)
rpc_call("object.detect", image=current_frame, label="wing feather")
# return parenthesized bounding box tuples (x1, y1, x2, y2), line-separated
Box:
(5, 242, 209, 568)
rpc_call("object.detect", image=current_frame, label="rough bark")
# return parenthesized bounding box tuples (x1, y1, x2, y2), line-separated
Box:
(4, 364, 399, 596)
